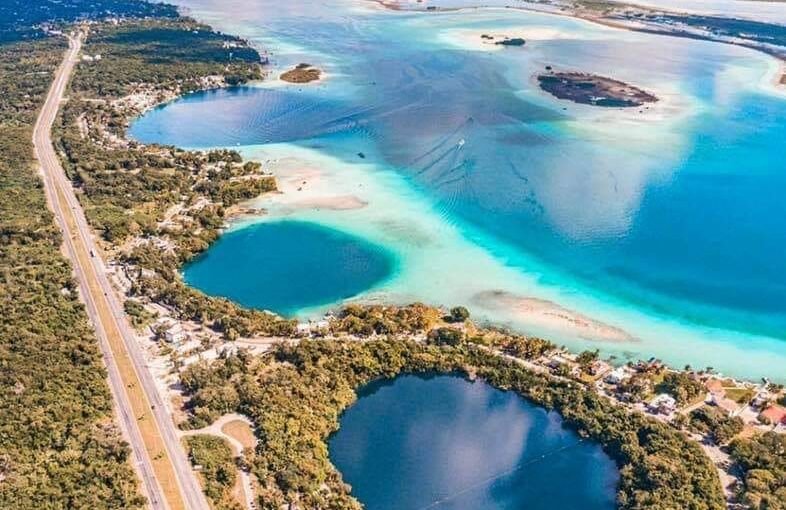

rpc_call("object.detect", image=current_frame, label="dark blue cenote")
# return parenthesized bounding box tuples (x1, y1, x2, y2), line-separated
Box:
(182, 221, 395, 315)
(328, 375, 619, 510)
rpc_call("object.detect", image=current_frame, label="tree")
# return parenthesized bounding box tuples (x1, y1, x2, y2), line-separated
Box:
(656, 372, 704, 405)
(576, 349, 599, 370)
(448, 306, 470, 323)
(428, 327, 464, 346)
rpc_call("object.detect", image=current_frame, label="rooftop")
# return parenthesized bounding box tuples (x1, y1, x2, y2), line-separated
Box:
(759, 405, 786, 425)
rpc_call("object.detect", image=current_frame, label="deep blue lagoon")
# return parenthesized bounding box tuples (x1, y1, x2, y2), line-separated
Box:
(329, 375, 619, 510)
(183, 221, 395, 315)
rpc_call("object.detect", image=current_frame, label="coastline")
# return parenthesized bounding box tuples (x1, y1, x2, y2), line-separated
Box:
(236, 145, 639, 344)
(371, 0, 786, 96)
(119, 1, 786, 383)
(58, 10, 786, 510)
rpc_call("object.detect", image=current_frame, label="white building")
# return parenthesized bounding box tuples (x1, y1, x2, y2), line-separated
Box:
(155, 320, 186, 344)
(605, 367, 628, 385)
(296, 319, 331, 335)
(648, 393, 677, 415)
(164, 323, 185, 344)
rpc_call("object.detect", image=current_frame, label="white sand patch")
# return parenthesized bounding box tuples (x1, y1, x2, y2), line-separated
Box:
(473, 290, 634, 343)
(437, 26, 601, 52)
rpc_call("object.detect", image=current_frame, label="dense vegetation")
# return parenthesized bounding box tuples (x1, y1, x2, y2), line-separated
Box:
(656, 371, 706, 405)
(71, 18, 263, 97)
(0, 28, 143, 510)
(184, 435, 243, 510)
(688, 406, 744, 445)
(54, 16, 295, 338)
(729, 433, 786, 509)
(180, 334, 725, 510)
(0, 0, 176, 42)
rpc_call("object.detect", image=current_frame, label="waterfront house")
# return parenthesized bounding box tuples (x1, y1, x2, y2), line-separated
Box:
(709, 393, 744, 417)
(752, 390, 771, 408)
(296, 319, 331, 336)
(705, 378, 725, 397)
(759, 404, 786, 426)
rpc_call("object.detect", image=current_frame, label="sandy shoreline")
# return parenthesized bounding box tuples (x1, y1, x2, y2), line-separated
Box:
(472, 290, 634, 343)
(372, 0, 786, 97)
(240, 147, 636, 345)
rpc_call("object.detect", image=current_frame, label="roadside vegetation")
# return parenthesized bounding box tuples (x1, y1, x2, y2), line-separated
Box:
(184, 435, 243, 510)
(54, 16, 295, 339)
(0, 24, 143, 510)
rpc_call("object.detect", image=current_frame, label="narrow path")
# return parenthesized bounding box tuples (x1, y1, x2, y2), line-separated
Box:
(32, 31, 210, 510)
(181, 413, 258, 510)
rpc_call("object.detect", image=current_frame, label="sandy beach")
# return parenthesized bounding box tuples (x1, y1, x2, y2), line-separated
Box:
(472, 290, 634, 343)
(289, 195, 368, 211)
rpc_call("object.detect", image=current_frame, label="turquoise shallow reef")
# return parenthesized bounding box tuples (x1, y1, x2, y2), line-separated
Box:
(132, 0, 786, 380)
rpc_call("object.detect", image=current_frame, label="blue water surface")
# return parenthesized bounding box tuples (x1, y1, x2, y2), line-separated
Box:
(329, 374, 619, 510)
(133, 71, 786, 339)
(130, 0, 786, 377)
(183, 221, 395, 315)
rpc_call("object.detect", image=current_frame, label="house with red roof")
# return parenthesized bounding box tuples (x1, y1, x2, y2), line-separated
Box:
(758, 404, 786, 426)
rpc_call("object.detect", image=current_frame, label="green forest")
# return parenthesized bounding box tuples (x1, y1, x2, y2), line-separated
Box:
(54, 15, 296, 340)
(730, 433, 786, 509)
(180, 332, 726, 510)
(0, 0, 177, 42)
(0, 24, 143, 510)
(4, 2, 782, 510)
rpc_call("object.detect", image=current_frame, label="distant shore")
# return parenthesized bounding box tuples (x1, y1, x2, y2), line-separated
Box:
(371, 0, 786, 91)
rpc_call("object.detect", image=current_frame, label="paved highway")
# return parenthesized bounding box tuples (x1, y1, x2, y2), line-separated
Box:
(33, 31, 211, 510)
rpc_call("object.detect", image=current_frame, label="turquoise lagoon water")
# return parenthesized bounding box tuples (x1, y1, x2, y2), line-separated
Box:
(183, 221, 395, 315)
(329, 374, 619, 510)
(131, 0, 786, 380)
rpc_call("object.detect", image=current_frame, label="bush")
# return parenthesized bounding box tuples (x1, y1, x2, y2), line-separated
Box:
(428, 327, 464, 346)
(656, 372, 705, 405)
(729, 432, 786, 508)
(448, 305, 470, 323)
(184, 435, 241, 510)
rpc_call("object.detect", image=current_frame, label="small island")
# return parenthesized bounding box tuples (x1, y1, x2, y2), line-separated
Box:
(280, 62, 322, 83)
(537, 71, 658, 107)
(480, 34, 526, 47)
